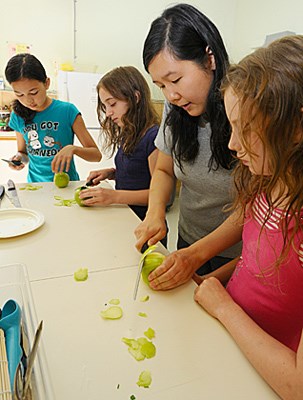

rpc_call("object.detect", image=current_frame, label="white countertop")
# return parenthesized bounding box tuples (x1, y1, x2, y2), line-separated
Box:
(32, 267, 279, 400)
(0, 181, 143, 281)
(0, 181, 279, 399)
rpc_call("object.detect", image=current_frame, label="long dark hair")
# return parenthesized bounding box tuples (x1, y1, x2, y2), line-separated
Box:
(143, 3, 233, 170)
(97, 66, 159, 155)
(5, 53, 47, 124)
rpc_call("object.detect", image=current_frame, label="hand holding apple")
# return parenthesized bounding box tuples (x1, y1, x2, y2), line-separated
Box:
(51, 145, 74, 173)
(78, 187, 117, 206)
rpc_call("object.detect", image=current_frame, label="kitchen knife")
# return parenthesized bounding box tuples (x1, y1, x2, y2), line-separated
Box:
(7, 179, 22, 208)
(1, 158, 22, 166)
(22, 320, 43, 398)
(0, 185, 4, 206)
(133, 245, 155, 301)
(85, 179, 94, 186)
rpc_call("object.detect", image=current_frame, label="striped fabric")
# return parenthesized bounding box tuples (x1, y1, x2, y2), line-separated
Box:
(252, 193, 303, 266)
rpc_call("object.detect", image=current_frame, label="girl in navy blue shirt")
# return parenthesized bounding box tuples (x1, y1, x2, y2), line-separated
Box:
(80, 66, 167, 245)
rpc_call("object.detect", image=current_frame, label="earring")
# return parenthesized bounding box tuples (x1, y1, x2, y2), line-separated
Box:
(206, 45, 213, 56)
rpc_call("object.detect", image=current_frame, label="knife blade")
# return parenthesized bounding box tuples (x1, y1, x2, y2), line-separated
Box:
(1, 158, 22, 166)
(7, 179, 22, 207)
(22, 320, 43, 398)
(133, 245, 155, 301)
(133, 257, 145, 301)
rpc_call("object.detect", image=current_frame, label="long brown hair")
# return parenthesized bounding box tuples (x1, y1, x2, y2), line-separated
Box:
(223, 35, 303, 268)
(97, 66, 159, 156)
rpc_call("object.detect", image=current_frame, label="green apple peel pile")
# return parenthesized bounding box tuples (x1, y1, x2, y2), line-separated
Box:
(98, 246, 166, 391)
(122, 335, 156, 361)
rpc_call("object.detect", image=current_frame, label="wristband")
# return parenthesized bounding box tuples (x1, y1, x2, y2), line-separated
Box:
(16, 152, 29, 164)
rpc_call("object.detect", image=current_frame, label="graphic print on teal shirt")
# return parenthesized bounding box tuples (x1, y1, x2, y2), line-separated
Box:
(9, 99, 80, 182)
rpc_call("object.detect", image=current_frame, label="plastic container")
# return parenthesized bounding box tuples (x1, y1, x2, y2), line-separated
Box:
(0, 263, 54, 399)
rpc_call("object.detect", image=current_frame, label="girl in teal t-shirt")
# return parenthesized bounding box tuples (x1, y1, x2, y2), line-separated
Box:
(5, 53, 101, 182)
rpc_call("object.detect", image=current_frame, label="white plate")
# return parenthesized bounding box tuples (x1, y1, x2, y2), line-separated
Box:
(0, 208, 45, 238)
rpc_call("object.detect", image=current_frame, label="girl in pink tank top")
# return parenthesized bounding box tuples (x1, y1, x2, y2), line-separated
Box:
(194, 35, 303, 399)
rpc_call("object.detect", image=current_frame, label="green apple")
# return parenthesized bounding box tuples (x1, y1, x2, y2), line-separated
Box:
(54, 172, 70, 188)
(141, 252, 166, 286)
(74, 186, 87, 206)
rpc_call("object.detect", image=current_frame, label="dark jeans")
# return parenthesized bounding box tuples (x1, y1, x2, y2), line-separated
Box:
(177, 234, 232, 276)
(160, 235, 168, 249)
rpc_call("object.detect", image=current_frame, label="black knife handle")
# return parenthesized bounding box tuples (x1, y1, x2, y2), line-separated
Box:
(11, 160, 22, 166)
(0, 185, 4, 200)
(85, 179, 94, 186)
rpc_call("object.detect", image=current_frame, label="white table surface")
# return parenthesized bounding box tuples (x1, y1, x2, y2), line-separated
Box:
(0, 181, 279, 399)
(0, 181, 145, 281)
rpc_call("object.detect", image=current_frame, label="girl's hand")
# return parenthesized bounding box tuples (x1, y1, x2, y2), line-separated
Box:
(8, 152, 27, 171)
(52, 145, 74, 173)
(194, 277, 236, 320)
(79, 187, 117, 206)
(148, 248, 200, 290)
(8, 158, 24, 171)
(134, 215, 167, 251)
(86, 168, 115, 186)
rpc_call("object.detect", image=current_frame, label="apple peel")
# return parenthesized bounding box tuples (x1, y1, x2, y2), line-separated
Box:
(20, 184, 43, 191)
(100, 306, 123, 320)
(109, 298, 120, 305)
(144, 328, 155, 340)
(136, 370, 152, 388)
(54, 195, 76, 207)
(138, 312, 147, 318)
(122, 335, 156, 361)
(74, 268, 88, 282)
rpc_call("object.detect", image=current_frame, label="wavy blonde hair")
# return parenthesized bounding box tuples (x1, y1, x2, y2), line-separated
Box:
(222, 35, 303, 268)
